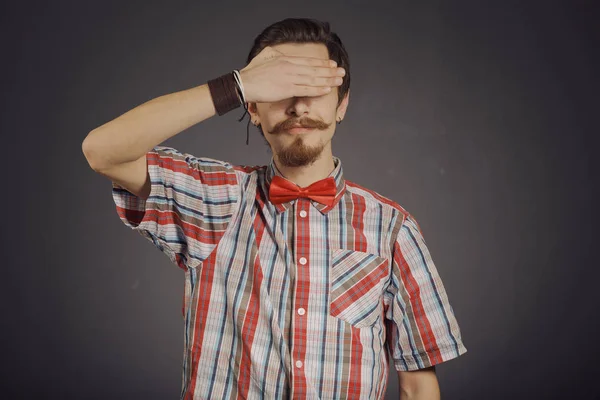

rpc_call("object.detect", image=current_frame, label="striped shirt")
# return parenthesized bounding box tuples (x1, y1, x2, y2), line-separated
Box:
(111, 146, 467, 399)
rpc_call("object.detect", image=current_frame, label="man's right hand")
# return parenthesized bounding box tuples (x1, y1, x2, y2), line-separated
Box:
(239, 46, 346, 104)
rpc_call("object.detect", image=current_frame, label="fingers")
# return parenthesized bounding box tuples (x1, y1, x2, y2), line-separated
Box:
(287, 62, 345, 97)
(292, 85, 334, 97)
(288, 63, 346, 79)
(283, 55, 339, 68)
(293, 74, 344, 87)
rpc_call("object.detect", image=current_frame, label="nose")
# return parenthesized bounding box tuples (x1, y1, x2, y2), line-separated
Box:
(286, 96, 311, 118)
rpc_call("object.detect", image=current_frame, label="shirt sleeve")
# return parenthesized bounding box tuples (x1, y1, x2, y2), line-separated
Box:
(111, 146, 240, 271)
(383, 213, 467, 371)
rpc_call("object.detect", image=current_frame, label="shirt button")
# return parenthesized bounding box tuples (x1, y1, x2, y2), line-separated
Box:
(299, 210, 307, 218)
(299, 257, 307, 265)
(295, 360, 303, 368)
(297, 308, 305, 315)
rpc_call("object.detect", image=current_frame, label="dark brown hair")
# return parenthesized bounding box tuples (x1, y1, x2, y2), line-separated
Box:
(246, 18, 351, 108)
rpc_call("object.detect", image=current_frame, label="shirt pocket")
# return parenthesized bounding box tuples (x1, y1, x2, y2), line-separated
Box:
(329, 248, 390, 328)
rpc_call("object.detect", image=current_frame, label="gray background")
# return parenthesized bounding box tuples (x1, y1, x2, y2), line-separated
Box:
(2, 0, 597, 399)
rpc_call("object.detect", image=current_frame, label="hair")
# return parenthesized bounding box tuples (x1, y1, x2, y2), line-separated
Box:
(246, 18, 351, 109)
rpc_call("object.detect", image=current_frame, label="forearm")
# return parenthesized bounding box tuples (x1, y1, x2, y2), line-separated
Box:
(398, 366, 440, 400)
(82, 83, 217, 171)
(399, 384, 440, 400)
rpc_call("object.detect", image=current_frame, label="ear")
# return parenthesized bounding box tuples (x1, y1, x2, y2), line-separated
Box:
(248, 102, 260, 125)
(336, 89, 350, 121)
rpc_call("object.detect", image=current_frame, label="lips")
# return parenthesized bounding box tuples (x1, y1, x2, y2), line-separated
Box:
(286, 123, 315, 129)
(278, 120, 319, 134)
(286, 126, 315, 133)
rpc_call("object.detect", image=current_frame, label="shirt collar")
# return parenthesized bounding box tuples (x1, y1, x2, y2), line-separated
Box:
(265, 156, 347, 214)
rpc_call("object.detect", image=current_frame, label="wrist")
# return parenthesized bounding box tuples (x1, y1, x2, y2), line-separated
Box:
(239, 69, 255, 103)
(207, 71, 242, 116)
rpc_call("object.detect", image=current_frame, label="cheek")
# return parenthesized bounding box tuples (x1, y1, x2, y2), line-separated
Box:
(254, 105, 276, 127)
(324, 95, 341, 113)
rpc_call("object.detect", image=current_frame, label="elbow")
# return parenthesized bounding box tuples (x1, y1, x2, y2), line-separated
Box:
(82, 132, 106, 172)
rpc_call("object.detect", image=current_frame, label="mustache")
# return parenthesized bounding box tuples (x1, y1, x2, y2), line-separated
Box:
(270, 117, 331, 134)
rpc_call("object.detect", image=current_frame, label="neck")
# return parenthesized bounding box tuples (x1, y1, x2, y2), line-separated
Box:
(273, 149, 336, 188)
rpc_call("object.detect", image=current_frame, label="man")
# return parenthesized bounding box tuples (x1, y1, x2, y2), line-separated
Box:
(82, 17, 467, 400)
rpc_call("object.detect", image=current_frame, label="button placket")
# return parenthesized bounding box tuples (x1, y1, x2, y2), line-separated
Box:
(291, 199, 310, 394)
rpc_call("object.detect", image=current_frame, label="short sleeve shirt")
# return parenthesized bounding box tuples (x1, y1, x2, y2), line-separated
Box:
(111, 146, 467, 399)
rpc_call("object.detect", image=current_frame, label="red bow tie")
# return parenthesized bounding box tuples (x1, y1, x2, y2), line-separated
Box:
(269, 175, 337, 206)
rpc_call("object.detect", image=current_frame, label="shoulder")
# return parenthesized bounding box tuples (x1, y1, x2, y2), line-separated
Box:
(232, 164, 265, 175)
(344, 179, 411, 223)
(231, 163, 267, 185)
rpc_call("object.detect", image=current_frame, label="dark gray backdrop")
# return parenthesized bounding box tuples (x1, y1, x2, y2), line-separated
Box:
(2, 0, 597, 399)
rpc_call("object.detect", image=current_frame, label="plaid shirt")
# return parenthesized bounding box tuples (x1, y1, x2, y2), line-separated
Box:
(112, 146, 467, 399)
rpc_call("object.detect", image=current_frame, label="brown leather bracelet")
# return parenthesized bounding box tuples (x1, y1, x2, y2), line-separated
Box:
(207, 72, 242, 116)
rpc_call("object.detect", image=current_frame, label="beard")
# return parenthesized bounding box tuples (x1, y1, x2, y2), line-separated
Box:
(277, 135, 326, 167)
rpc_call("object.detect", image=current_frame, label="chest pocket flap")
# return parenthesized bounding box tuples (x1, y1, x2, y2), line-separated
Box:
(329, 248, 390, 328)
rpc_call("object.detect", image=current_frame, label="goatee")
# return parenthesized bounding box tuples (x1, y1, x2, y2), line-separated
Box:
(277, 136, 326, 167)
